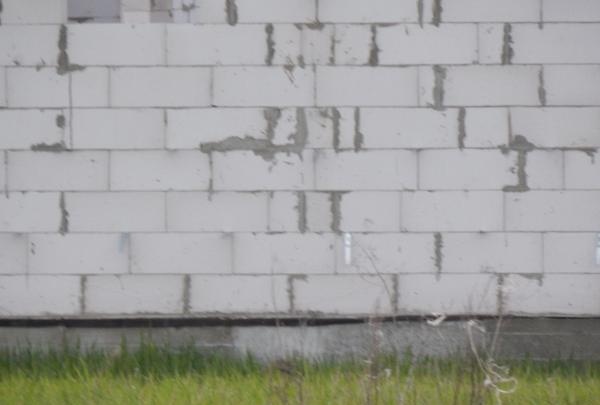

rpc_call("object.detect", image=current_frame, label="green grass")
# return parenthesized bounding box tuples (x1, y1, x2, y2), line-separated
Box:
(0, 344, 599, 405)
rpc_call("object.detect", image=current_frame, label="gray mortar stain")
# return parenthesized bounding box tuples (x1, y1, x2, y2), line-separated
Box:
(518, 272, 544, 286)
(207, 152, 214, 193)
(502, 135, 535, 192)
(225, 0, 238, 26)
(282, 64, 297, 84)
(265, 24, 275, 66)
(292, 107, 308, 152)
(264, 108, 282, 141)
(538, 68, 547, 106)
(57, 25, 85, 75)
(30, 141, 67, 152)
(434, 232, 443, 278)
(287, 274, 307, 314)
(181, 1, 195, 12)
(55, 114, 66, 129)
(183, 275, 191, 314)
(368, 25, 379, 67)
(329, 29, 336, 65)
(432, 0, 442, 26)
(457, 108, 466, 149)
(432, 65, 446, 111)
(200, 136, 275, 160)
(496, 274, 505, 314)
(329, 192, 344, 234)
(501, 23, 514, 65)
(295, 191, 307, 233)
(80, 276, 87, 314)
(570, 148, 597, 163)
(304, 22, 324, 30)
(353, 108, 364, 152)
(331, 107, 341, 152)
(199, 108, 307, 161)
(417, 0, 424, 27)
(391, 274, 399, 314)
(59, 192, 69, 235)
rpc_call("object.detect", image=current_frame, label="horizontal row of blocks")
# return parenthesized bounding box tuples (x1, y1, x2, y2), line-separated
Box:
(2, 232, 599, 275)
(1, 191, 600, 232)
(1, 107, 599, 149)
(1, 273, 599, 316)
(3, 0, 600, 24)
(1, 149, 599, 191)
(3, 65, 600, 108)
(4, 23, 600, 67)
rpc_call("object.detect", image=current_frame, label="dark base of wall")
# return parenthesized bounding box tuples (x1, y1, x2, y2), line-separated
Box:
(1, 317, 599, 361)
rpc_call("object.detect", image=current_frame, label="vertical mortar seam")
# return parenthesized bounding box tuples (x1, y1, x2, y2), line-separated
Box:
(68, 73, 73, 148)
(502, 192, 507, 232)
(230, 233, 235, 274)
(107, 67, 112, 107)
(266, 191, 272, 232)
(416, 150, 421, 190)
(3, 150, 7, 197)
(163, 23, 168, 66)
(107, 151, 111, 191)
(540, 232, 545, 275)
(25, 232, 30, 275)
(561, 150, 566, 189)
(127, 232, 132, 274)
(209, 66, 215, 106)
(163, 191, 167, 231)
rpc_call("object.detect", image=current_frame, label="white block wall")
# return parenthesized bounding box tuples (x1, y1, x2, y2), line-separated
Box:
(1, 0, 600, 319)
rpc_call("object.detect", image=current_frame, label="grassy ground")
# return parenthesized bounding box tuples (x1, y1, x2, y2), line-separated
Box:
(0, 344, 599, 405)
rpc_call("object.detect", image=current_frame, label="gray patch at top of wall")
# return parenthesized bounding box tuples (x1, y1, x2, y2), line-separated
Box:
(432, 0, 442, 26)
(353, 108, 364, 152)
(501, 23, 514, 65)
(457, 108, 466, 149)
(432, 65, 446, 111)
(225, 0, 238, 26)
(295, 191, 307, 233)
(265, 24, 275, 66)
(31, 141, 67, 152)
(59, 192, 69, 235)
(417, 0, 424, 27)
(199, 108, 307, 161)
(57, 25, 85, 75)
(502, 135, 535, 192)
(368, 25, 379, 67)
(434, 232, 443, 279)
